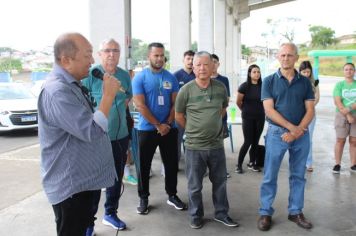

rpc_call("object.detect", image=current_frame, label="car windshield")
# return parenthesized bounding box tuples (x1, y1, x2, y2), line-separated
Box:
(0, 83, 36, 100)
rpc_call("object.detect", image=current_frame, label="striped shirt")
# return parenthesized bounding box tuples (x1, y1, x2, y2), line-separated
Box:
(38, 64, 117, 205)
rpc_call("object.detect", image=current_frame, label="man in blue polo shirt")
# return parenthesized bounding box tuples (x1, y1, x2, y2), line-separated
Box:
(257, 43, 315, 231)
(132, 42, 187, 215)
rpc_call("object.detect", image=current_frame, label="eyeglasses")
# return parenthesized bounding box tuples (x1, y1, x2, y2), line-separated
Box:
(101, 48, 120, 53)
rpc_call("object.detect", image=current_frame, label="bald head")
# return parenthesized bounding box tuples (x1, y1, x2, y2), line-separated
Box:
(54, 33, 89, 64)
(53, 32, 94, 80)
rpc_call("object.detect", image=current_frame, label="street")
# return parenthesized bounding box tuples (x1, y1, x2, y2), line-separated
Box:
(0, 129, 38, 154)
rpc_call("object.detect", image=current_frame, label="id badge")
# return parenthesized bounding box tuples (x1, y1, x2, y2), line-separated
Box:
(158, 95, 164, 105)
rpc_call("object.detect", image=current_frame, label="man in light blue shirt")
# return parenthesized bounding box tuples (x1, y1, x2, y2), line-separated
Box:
(132, 42, 187, 215)
(38, 33, 121, 236)
(82, 38, 132, 234)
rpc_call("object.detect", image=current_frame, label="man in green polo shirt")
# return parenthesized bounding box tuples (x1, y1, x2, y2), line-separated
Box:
(175, 51, 239, 229)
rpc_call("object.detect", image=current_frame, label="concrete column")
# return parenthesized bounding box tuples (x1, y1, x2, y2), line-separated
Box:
(232, 19, 242, 94)
(89, 0, 131, 70)
(198, 0, 214, 52)
(214, 0, 226, 74)
(170, 0, 191, 73)
(225, 7, 234, 82)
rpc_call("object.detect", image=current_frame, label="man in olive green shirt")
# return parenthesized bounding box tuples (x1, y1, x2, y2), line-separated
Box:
(175, 51, 238, 229)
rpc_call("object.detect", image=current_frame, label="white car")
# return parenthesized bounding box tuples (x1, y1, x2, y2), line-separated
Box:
(0, 83, 38, 131)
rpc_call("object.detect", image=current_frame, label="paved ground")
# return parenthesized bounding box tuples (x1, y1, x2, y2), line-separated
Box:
(0, 77, 355, 236)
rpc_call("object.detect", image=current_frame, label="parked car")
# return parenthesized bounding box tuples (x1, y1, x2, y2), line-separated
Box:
(30, 80, 45, 97)
(0, 83, 38, 131)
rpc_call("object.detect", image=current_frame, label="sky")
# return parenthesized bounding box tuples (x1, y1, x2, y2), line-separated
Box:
(0, 0, 355, 51)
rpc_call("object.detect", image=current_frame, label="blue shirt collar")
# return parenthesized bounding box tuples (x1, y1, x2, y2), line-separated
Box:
(276, 68, 300, 81)
(53, 63, 78, 85)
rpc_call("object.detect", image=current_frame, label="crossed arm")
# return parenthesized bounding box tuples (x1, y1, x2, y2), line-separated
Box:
(263, 99, 315, 143)
(133, 92, 177, 136)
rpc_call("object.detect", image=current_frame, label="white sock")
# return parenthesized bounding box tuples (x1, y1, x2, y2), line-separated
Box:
(124, 164, 131, 177)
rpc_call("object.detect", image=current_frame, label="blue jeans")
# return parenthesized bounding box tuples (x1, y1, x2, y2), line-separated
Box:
(89, 136, 129, 226)
(306, 116, 316, 168)
(259, 124, 309, 216)
(185, 147, 229, 220)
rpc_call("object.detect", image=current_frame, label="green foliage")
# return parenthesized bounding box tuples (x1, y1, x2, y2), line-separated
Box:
(0, 47, 13, 53)
(131, 38, 148, 66)
(191, 41, 198, 52)
(0, 58, 22, 72)
(242, 44, 251, 56)
(309, 25, 336, 48)
(131, 38, 170, 66)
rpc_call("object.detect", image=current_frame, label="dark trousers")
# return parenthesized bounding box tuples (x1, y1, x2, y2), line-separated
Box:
(137, 128, 178, 199)
(237, 117, 265, 167)
(185, 148, 229, 220)
(90, 136, 129, 226)
(52, 191, 95, 236)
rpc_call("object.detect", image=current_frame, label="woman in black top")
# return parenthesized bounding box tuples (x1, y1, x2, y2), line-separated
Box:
(235, 64, 265, 173)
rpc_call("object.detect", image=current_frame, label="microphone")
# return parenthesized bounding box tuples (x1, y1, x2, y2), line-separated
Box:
(91, 68, 128, 94)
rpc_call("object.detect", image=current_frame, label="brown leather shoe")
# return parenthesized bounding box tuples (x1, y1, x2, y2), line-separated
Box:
(288, 213, 313, 229)
(257, 215, 272, 231)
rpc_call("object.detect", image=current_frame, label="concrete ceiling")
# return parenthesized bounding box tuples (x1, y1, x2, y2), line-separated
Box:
(227, 0, 296, 21)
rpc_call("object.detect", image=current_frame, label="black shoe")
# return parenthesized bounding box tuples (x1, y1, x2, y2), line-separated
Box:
(258, 215, 272, 231)
(235, 166, 243, 174)
(214, 216, 239, 227)
(226, 172, 231, 178)
(190, 218, 203, 229)
(350, 165, 356, 173)
(332, 164, 341, 174)
(247, 162, 253, 169)
(136, 198, 149, 215)
(288, 213, 313, 229)
(167, 195, 187, 210)
(252, 165, 261, 172)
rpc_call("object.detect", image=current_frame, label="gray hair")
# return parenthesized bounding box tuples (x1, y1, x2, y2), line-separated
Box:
(280, 42, 299, 55)
(193, 51, 212, 63)
(98, 38, 121, 51)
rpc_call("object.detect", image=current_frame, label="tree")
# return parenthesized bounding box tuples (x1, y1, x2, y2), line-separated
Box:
(191, 41, 198, 52)
(265, 17, 301, 45)
(241, 44, 251, 56)
(0, 58, 22, 72)
(0, 47, 13, 53)
(131, 38, 148, 66)
(309, 25, 336, 48)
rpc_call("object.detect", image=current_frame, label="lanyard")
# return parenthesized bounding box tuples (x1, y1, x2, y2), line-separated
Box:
(74, 82, 95, 113)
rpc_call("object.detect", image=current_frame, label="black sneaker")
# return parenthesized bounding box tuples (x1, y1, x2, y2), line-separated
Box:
(167, 195, 187, 210)
(252, 165, 261, 172)
(190, 218, 203, 229)
(235, 166, 243, 174)
(247, 162, 253, 169)
(333, 164, 341, 174)
(136, 198, 149, 215)
(350, 165, 356, 172)
(226, 172, 231, 178)
(214, 216, 239, 227)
